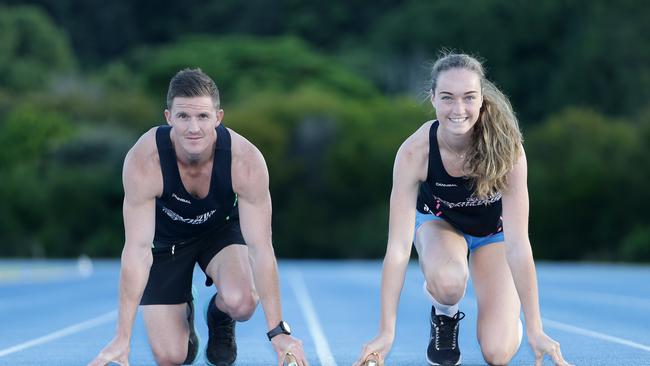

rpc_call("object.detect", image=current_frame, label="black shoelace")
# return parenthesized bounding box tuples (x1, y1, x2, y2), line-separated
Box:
(433, 311, 466, 351)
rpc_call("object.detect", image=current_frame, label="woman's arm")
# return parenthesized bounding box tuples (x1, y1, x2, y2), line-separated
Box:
(355, 125, 430, 365)
(502, 149, 572, 366)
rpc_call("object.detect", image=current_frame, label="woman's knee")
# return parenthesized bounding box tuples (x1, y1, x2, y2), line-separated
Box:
(424, 263, 468, 304)
(478, 331, 520, 365)
(480, 344, 516, 366)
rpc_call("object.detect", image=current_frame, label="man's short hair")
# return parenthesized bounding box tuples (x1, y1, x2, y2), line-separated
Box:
(166, 68, 220, 110)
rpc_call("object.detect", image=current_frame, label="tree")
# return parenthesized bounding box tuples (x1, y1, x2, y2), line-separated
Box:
(0, 105, 72, 256)
(526, 108, 648, 260)
(124, 35, 378, 106)
(0, 5, 75, 91)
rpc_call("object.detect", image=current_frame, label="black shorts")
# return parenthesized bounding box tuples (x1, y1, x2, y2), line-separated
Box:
(140, 219, 246, 305)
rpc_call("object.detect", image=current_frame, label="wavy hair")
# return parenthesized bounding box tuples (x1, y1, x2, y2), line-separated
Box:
(430, 53, 522, 198)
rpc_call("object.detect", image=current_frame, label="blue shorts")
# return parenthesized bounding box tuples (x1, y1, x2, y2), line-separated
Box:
(414, 210, 504, 252)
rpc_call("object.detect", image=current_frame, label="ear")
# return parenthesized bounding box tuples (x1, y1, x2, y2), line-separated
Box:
(164, 109, 172, 126)
(215, 109, 224, 127)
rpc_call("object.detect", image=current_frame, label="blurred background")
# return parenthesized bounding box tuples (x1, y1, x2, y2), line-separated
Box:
(0, 0, 648, 262)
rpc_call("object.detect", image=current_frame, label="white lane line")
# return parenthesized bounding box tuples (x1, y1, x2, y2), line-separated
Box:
(458, 294, 650, 353)
(543, 318, 650, 352)
(289, 271, 337, 366)
(0, 310, 117, 357)
(543, 288, 650, 310)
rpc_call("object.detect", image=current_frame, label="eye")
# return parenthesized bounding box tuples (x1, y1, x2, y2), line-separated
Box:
(177, 113, 189, 119)
(199, 113, 210, 120)
(441, 96, 452, 101)
(465, 95, 476, 102)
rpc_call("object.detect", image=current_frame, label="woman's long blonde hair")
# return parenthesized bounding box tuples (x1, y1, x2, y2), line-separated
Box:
(430, 53, 522, 199)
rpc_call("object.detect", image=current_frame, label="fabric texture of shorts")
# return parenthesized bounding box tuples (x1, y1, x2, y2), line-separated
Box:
(414, 210, 504, 252)
(140, 218, 246, 305)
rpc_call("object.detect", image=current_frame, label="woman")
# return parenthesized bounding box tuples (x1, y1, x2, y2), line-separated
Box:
(354, 53, 572, 366)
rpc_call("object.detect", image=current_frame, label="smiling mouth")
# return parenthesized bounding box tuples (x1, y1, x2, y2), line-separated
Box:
(449, 117, 468, 123)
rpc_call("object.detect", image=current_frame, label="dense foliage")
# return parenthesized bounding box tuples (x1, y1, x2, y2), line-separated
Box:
(0, 2, 648, 261)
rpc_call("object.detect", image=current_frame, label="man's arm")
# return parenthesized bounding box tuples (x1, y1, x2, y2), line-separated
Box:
(231, 136, 308, 366)
(88, 134, 159, 366)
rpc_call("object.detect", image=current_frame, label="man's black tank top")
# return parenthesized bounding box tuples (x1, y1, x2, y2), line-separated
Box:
(153, 124, 238, 247)
(416, 121, 503, 237)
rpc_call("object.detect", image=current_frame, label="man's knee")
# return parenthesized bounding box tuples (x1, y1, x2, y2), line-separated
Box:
(151, 343, 188, 366)
(221, 289, 258, 321)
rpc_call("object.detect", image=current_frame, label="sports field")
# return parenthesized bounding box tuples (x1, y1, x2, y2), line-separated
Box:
(1, 259, 649, 365)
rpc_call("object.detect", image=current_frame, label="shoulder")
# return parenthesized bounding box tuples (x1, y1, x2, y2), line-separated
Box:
(400, 120, 432, 155)
(394, 121, 433, 181)
(228, 127, 269, 194)
(504, 145, 528, 193)
(123, 127, 163, 200)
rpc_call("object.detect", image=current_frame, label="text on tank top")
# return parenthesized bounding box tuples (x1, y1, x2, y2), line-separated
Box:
(153, 124, 238, 247)
(416, 121, 502, 237)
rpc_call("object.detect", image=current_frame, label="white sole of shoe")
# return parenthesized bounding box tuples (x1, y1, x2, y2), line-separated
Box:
(426, 353, 462, 365)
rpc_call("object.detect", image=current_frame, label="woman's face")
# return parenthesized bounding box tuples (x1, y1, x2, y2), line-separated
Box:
(432, 68, 483, 135)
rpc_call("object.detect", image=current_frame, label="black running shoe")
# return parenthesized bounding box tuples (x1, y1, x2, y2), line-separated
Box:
(182, 292, 199, 365)
(205, 293, 237, 366)
(427, 306, 465, 366)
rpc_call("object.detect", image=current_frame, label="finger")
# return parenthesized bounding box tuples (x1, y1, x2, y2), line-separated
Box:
(549, 342, 566, 365)
(286, 352, 298, 366)
(87, 355, 110, 366)
(357, 346, 367, 358)
(276, 352, 283, 366)
(363, 352, 382, 366)
(110, 354, 128, 366)
(534, 353, 543, 366)
(289, 350, 305, 366)
(353, 348, 365, 366)
(290, 344, 307, 366)
(551, 346, 571, 366)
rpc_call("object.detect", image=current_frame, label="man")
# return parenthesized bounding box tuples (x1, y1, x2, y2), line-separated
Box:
(88, 68, 308, 366)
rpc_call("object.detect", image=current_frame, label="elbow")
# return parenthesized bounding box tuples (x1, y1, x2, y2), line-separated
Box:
(384, 242, 412, 265)
(121, 242, 153, 268)
(247, 243, 275, 268)
(504, 238, 533, 261)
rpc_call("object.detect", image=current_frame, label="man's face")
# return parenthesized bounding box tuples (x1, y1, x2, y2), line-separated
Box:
(164, 96, 223, 158)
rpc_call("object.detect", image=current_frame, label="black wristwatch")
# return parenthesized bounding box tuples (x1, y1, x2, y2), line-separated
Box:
(267, 320, 291, 341)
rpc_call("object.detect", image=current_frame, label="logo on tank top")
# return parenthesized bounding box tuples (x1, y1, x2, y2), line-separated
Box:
(172, 193, 191, 204)
(435, 182, 458, 187)
(431, 192, 501, 208)
(162, 207, 216, 224)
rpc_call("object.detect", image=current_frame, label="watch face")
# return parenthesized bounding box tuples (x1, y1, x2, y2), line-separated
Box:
(281, 321, 291, 334)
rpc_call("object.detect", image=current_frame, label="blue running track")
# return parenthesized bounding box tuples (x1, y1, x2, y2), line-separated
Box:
(1, 260, 649, 365)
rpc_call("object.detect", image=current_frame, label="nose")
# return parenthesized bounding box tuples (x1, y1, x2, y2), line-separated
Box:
(188, 117, 200, 132)
(452, 99, 465, 115)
